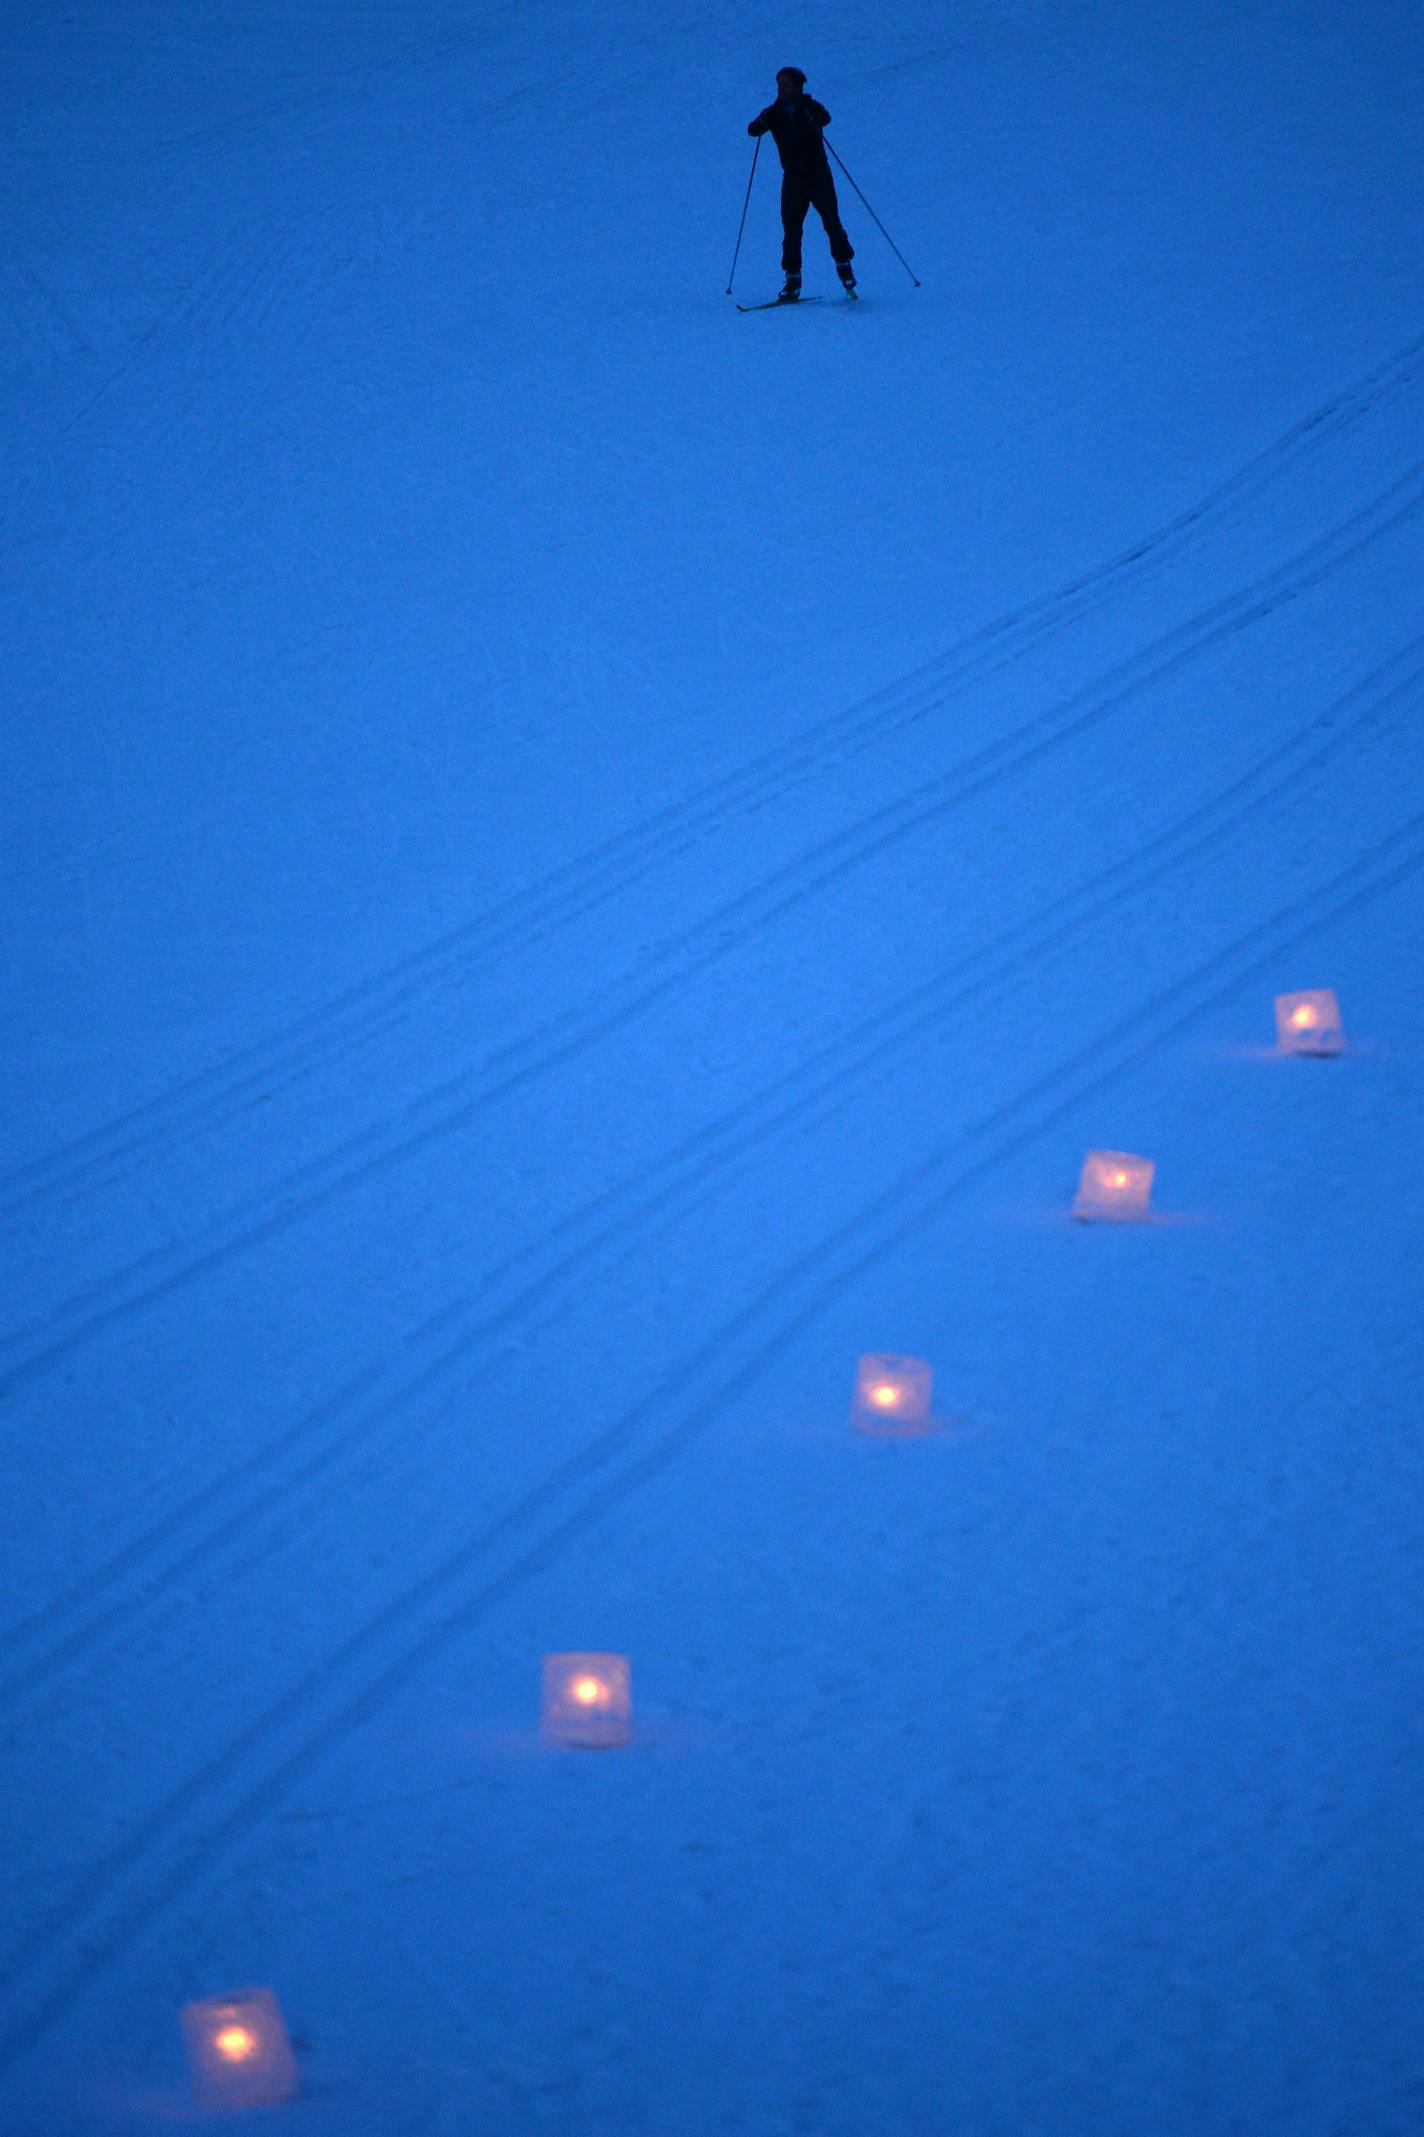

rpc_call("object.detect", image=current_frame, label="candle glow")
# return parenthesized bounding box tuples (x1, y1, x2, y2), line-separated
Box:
(852, 1353, 934, 1433)
(1274, 989, 1344, 1056)
(1073, 1150, 1154, 1222)
(181, 1987, 299, 2109)
(543, 1654, 632, 1746)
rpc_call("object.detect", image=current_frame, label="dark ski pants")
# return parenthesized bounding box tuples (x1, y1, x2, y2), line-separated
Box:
(780, 167, 854, 275)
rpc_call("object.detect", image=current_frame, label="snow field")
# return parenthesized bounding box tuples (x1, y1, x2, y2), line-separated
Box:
(3, 0, 1424, 2129)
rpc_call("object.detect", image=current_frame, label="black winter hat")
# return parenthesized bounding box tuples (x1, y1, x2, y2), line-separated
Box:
(776, 66, 807, 85)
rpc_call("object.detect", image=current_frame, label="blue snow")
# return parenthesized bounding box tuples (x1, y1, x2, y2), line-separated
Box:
(2, 0, 1423, 2129)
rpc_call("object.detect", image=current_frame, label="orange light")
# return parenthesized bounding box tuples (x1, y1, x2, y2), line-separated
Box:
(852, 1354, 934, 1434)
(1274, 989, 1343, 1056)
(1073, 1150, 1154, 1222)
(543, 1654, 633, 1746)
(181, 1988, 299, 2108)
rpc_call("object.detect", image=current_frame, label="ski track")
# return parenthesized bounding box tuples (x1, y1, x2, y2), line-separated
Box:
(0, 636, 1416, 1728)
(133, 8, 700, 166)
(7, 17, 1420, 2118)
(2, 810, 1421, 2081)
(135, 22, 497, 158)
(7, 206, 353, 541)
(1, 324, 1419, 1225)
(0, 448, 1420, 1404)
(8, 2, 633, 511)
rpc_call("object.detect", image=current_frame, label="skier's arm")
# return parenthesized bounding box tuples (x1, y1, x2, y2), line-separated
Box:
(747, 105, 775, 136)
(807, 99, 831, 127)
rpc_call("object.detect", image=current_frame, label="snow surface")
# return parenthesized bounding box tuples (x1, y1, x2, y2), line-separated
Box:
(3, 0, 1424, 2129)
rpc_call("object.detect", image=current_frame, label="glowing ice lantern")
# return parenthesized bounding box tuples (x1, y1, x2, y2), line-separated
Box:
(1274, 988, 1344, 1056)
(851, 1353, 934, 1433)
(180, 1986, 299, 2111)
(542, 1653, 632, 1747)
(1073, 1150, 1154, 1222)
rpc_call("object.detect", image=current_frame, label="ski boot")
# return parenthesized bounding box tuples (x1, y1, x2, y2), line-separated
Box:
(778, 273, 802, 303)
(837, 262, 858, 295)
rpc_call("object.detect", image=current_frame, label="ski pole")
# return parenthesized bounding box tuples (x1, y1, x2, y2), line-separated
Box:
(825, 140, 921, 287)
(725, 135, 761, 294)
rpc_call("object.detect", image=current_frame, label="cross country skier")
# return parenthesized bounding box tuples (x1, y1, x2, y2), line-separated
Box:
(747, 68, 856, 301)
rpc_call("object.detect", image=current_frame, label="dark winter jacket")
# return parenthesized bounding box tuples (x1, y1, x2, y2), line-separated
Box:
(747, 97, 833, 175)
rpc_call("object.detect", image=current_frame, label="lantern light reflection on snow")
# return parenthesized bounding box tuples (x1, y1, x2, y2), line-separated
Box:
(1073, 1150, 1154, 1222)
(1274, 988, 1344, 1056)
(542, 1653, 633, 1747)
(851, 1353, 934, 1434)
(180, 1986, 299, 2110)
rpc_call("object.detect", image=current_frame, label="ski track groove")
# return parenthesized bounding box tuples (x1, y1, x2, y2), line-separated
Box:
(0, 639, 1417, 1717)
(9, 10, 557, 509)
(0, 453, 1420, 1401)
(139, 22, 495, 157)
(6, 213, 342, 535)
(2, 811, 1421, 2081)
(1, 326, 1419, 1223)
(18, 261, 94, 364)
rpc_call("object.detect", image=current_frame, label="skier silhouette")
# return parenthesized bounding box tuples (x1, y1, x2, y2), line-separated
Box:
(747, 68, 856, 300)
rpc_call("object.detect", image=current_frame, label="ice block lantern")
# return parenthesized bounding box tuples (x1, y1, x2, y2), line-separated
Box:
(1073, 1150, 1154, 1222)
(851, 1353, 934, 1433)
(1274, 988, 1344, 1056)
(542, 1653, 632, 1747)
(181, 1986, 299, 2111)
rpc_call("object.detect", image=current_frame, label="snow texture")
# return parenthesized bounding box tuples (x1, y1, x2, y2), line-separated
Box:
(2, 0, 1423, 2129)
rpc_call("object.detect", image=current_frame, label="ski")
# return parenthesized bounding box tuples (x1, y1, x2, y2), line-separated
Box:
(734, 292, 858, 312)
(735, 294, 826, 311)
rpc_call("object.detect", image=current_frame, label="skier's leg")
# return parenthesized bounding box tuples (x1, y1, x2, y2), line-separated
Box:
(781, 175, 812, 275)
(810, 169, 854, 266)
